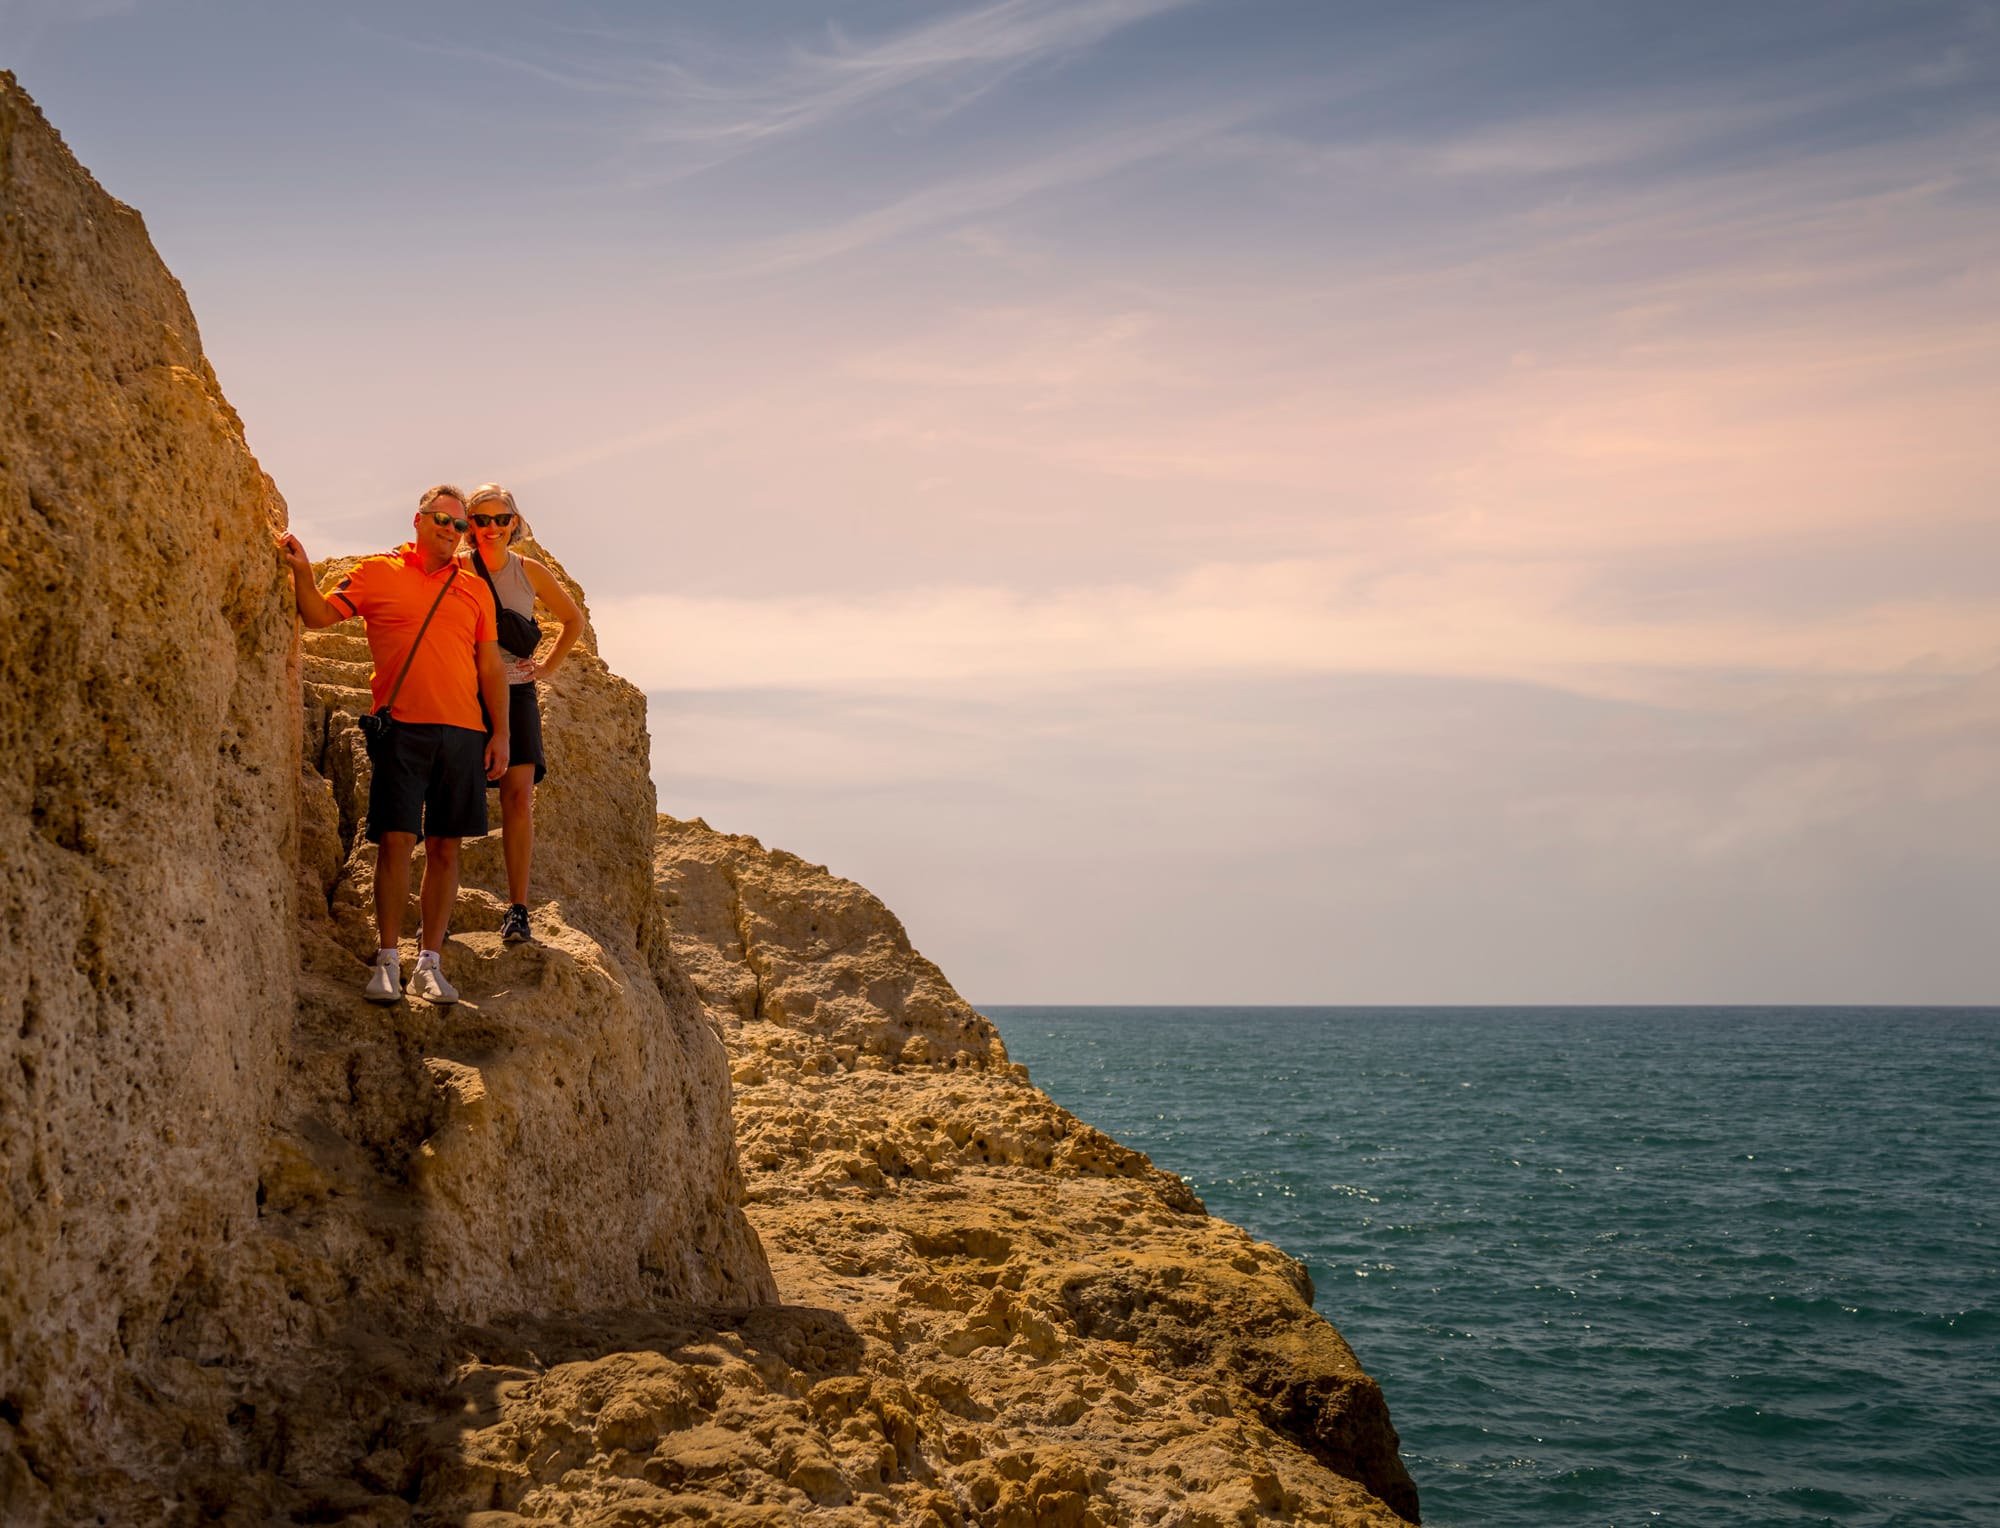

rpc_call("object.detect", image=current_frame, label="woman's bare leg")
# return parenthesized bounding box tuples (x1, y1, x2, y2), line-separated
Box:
(499, 762, 536, 906)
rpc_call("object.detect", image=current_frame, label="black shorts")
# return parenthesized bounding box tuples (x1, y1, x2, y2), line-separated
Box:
(365, 722, 491, 842)
(504, 681, 546, 785)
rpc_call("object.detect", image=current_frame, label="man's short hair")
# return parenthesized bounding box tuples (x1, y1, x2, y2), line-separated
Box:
(417, 483, 467, 513)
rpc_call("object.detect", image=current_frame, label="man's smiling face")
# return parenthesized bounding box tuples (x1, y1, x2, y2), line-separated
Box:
(413, 496, 467, 562)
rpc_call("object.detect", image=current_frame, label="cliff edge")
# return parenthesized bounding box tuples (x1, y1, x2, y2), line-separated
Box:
(644, 821, 1421, 1525)
(0, 73, 1416, 1526)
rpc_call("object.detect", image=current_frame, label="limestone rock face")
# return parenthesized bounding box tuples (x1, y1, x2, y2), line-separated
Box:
(291, 550, 772, 1326)
(0, 74, 772, 1524)
(689, 822, 1420, 1525)
(0, 73, 300, 1515)
(407, 821, 1420, 1526)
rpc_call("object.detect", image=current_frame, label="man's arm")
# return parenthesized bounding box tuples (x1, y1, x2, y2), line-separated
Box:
(477, 639, 511, 780)
(275, 532, 347, 630)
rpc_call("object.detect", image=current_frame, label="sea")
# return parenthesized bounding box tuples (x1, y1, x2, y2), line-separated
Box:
(985, 1007, 1999, 1528)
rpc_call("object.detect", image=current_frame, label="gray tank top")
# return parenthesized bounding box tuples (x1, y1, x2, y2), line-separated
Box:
(488, 551, 536, 620)
(464, 549, 539, 684)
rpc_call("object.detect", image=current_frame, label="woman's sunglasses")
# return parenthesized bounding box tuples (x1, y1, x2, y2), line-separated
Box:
(427, 510, 469, 531)
(470, 512, 515, 528)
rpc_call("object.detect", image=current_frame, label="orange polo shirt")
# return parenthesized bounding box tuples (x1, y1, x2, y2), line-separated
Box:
(327, 545, 498, 733)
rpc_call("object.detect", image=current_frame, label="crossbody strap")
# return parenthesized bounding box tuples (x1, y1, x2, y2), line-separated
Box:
(469, 549, 540, 660)
(377, 567, 459, 718)
(468, 546, 503, 605)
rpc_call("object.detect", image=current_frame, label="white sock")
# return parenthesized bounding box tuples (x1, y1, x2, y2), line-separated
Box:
(376, 947, 399, 965)
(417, 949, 441, 968)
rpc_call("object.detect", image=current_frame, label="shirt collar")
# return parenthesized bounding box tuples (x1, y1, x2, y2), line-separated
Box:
(395, 542, 457, 577)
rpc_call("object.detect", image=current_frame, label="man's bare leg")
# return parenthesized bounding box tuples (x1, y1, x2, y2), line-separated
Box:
(420, 835, 461, 953)
(375, 831, 418, 950)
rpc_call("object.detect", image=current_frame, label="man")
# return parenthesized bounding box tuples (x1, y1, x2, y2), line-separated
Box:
(277, 485, 508, 1005)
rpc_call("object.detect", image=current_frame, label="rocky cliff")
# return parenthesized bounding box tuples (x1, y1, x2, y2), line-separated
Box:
(1, 73, 770, 1525)
(0, 74, 1416, 1526)
(640, 821, 1419, 1527)
(2, 67, 302, 1520)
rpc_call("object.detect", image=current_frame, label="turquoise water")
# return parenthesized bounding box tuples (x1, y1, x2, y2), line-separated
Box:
(986, 1007, 2000, 1528)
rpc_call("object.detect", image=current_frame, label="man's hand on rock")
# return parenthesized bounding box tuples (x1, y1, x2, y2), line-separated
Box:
(277, 532, 345, 629)
(276, 530, 312, 577)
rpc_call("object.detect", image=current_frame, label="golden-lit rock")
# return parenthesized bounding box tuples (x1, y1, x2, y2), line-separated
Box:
(0, 69, 299, 1523)
(293, 553, 773, 1326)
(0, 72, 771, 1526)
(367, 822, 1421, 1523)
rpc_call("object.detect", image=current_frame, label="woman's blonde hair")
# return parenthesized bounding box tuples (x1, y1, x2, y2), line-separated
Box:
(465, 482, 531, 546)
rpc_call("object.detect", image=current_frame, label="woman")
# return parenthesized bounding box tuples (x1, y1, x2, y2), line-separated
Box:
(458, 483, 584, 944)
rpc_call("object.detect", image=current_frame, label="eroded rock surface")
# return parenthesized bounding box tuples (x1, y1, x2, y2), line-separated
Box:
(398, 824, 1419, 1526)
(292, 552, 772, 1325)
(0, 75, 771, 1525)
(0, 72, 299, 1519)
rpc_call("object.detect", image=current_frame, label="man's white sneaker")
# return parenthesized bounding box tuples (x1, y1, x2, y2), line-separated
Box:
(364, 957, 403, 1005)
(408, 960, 459, 1006)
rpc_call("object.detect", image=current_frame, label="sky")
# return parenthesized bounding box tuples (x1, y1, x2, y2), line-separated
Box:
(7, 0, 1997, 1002)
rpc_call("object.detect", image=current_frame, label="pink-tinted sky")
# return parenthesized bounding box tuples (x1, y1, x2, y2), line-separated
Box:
(11, 0, 1997, 999)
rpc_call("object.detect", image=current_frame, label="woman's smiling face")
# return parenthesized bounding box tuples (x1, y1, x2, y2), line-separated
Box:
(470, 509, 513, 550)
(465, 485, 520, 551)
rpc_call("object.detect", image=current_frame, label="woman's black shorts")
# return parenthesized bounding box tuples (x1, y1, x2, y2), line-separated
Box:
(504, 681, 546, 784)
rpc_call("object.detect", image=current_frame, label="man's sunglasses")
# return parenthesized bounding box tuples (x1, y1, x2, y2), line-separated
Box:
(427, 510, 469, 531)
(469, 512, 515, 528)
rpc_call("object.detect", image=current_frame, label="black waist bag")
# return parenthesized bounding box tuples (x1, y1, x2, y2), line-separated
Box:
(359, 567, 459, 761)
(471, 552, 542, 659)
(495, 606, 541, 660)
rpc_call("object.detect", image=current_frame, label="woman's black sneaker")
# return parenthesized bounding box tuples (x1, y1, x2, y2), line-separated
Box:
(501, 904, 532, 944)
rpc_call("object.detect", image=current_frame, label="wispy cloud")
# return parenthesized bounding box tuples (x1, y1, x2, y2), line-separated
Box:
(489, 409, 733, 489)
(642, 0, 1203, 151)
(1209, 93, 1819, 184)
(649, 663, 2000, 1005)
(382, 0, 1203, 177)
(594, 559, 2000, 696)
(1423, 97, 1811, 178)
(740, 103, 1250, 270)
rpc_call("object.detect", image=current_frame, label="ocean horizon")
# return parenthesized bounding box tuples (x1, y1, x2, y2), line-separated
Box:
(986, 1005, 2000, 1528)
